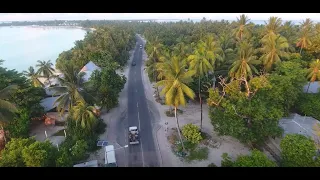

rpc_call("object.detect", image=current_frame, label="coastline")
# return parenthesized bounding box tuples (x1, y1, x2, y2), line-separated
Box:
(0, 25, 96, 32)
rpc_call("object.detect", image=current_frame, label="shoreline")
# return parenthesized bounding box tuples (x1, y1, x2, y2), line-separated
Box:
(0, 25, 96, 31)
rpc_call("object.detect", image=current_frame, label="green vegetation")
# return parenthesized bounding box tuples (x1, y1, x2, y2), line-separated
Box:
(296, 93, 320, 120)
(0, 138, 57, 167)
(182, 124, 203, 144)
(222, 150, 277, 167)
(86, 65, 126, 111)
(138, 15, 320, 166)
(1, 15, 320, 167)
(280, 134, 320, 167)
(0, 22, 134, 167)
(221, 134, 320, 167)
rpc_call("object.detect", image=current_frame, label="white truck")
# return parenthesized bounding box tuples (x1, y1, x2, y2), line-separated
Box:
(129, 126, 139, 145)
(104, 145, 117, 167)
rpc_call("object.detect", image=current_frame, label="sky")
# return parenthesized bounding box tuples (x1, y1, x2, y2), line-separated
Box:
(0, 13, 320, 22)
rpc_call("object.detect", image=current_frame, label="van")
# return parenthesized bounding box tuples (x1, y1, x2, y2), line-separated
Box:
(105, 145, 117, 167)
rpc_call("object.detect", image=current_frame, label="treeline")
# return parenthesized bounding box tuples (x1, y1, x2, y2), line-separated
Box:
(138, 15, 320, 147)
(55, 24, 136, 70)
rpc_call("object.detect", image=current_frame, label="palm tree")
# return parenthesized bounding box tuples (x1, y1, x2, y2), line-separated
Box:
(72, 101, 98, 130)
(233, 14, 253, 41)
(218, 31, 235, 61)
(264, 17, 283, 37)
(50, 63, 92, 115)
(297, 19, 314, 54)
(157, 49, 173, 81)
(23, 66, 44, 87)
(203, 34, 223, 63)
(280, 21, 298, 52)
(229, 41, 260, 80)
(156, 56, 196, 152)
(36, 60, 55, 86)
(260, 34, 289, 72)
(188, 41, 215, 132)
(148, 37, 163, 97)
(0, 85, 19, 142)
(172, 42, 188, 59)
(306, 59, 320, 92)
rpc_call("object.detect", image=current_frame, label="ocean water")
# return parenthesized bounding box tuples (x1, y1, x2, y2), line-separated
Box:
(0, 26, 86, 72)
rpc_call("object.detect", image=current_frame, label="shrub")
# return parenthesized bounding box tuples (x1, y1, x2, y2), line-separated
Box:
(296, 93, 320, 120)
(233, 150, 277, 167)
(182, 124, 203, 144)
(56, 148, 73, 167)
(221, 153, 234, 167)
(280, 134, 318, 167)
(71, 140, 88, 162)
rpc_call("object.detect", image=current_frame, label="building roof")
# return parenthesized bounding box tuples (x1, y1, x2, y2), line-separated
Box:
(44, 87, 63, 96)
(303, 81, 320, 93)
(40, 96, 69, 112)
(279, 113, 320, 138)
(40, 96, 59, 112)
(79, 61, 101, 82)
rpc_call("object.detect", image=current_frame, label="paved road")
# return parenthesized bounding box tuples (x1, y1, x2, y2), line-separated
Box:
(126, 36, 159, 167)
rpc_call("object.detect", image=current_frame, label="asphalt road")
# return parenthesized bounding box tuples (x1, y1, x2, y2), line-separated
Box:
(126, 36, 159, 167)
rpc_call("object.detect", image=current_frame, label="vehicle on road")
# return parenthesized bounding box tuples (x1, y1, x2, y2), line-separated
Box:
(105, 145, 117, 167)
(140, 45, 142, 49)
(132, 61, 136, 66)
(129, 126, 139, 145)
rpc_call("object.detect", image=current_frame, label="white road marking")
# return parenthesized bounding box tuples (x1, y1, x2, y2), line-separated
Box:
(137, 102, 145, 167)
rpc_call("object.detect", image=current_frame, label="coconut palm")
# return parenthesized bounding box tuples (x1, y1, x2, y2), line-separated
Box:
(50, 63, 93, 115)
(264, 17, 283, 37)
(218, 31, 235, 61)
(229, 41, 260, 80)
(233, 14, 253, 41)
(297, 19, 314, 54)
(72, 101, 98, 130)
(280, 21, 298, 52)
(23, 66, 44, 87)
(188, 41, 215, 132)
(203, 34, 223, 67)
(157, 49, 173, 81)
(147, 37, 164, 97)
(260, 34, 289, 72)
(172, 42, 188, 59)
(0, 85, 19, 142)
(306, 59, 320, 92)
(156, 56, 196, 152)
(36, 60, 55, 86)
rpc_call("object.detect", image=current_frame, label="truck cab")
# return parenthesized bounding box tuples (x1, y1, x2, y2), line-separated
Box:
(129, 126, 139, 145)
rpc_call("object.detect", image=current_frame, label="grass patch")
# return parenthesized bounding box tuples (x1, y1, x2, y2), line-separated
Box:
(165, 109, 183, 117)
(53, 129, 65, 136)
(186, 147, 209, 162)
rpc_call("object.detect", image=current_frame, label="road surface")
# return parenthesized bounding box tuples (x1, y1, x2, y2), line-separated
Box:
(125, 36, 159, 167)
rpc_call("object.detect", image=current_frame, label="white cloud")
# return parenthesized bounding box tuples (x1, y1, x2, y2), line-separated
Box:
(0, 13, 319, 22)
